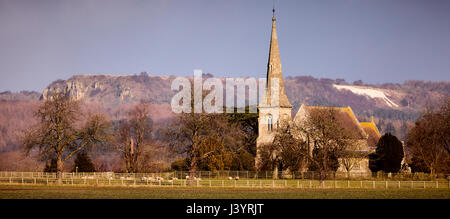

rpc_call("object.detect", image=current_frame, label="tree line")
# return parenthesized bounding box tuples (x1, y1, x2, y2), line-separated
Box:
(21, 92, 258, 183)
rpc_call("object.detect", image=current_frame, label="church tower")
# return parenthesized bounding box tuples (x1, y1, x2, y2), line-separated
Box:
(256, 9, 292, 170)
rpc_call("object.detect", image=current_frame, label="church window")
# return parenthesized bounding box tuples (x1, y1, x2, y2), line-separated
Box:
(268, 115, 273, 131)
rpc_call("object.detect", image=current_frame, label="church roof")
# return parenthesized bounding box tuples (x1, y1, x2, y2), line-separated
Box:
(360, 118, 381, 147)
(298, 105, 368, 139)
(260, 12, 292, 108)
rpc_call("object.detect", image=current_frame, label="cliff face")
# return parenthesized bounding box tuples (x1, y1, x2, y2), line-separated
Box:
(41, 73, 176, 106)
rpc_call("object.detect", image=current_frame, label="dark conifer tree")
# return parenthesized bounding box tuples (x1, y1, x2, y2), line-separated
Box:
(72, 151, 96, 172)
(370, 133, 404, 173)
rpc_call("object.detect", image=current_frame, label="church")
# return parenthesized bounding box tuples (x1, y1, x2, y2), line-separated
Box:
(256, 10, 381, 175)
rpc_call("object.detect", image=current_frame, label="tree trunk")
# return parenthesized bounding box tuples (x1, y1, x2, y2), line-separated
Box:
(273, 164, 279, 180)
(56, 156, 64, 184)
(319, 170, 326, 187)
(430, 167, 436, 180)
(188, 157, 197, 186)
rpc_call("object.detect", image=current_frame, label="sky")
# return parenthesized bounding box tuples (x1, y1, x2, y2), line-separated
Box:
(1, 0, 449, 92)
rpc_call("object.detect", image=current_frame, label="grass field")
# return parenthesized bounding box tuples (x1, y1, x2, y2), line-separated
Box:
(0, 184, 449, 199)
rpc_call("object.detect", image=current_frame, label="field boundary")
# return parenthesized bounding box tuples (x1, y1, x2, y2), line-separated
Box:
(1, 171, 449, 189)
(1, 177, 449, 189)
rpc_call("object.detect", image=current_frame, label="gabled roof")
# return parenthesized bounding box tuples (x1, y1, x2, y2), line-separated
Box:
(360, 117, 381, 147)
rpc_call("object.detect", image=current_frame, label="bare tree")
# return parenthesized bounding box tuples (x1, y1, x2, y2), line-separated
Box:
(257, 142, 280, 176)
(22, 93, 110, 183)
(294, 108, 357, 184)
(340, 149, 368, 178)
(167, 111, 247, 185)
(259, 124, 308, 179)
(114, 103, 152, 173)
(167, 80, 250, 184)
(407, 99, 450, 175)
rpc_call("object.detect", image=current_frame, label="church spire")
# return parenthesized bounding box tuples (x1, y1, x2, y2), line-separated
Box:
(264, 9, 292, 108)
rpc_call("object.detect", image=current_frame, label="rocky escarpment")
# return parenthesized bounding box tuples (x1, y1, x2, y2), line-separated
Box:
(41, 73, 176, 106)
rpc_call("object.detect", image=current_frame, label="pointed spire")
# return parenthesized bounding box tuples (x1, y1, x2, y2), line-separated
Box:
(263, 9, 292, 108)
(272, 8, 276, 21)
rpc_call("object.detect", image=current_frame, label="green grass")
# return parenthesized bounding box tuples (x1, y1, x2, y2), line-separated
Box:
(0, 184, 449, 199)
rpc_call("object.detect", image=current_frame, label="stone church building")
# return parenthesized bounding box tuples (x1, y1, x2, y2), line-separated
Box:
(256, 11, 380, 175)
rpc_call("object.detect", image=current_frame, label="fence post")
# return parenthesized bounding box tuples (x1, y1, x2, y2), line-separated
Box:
(347, 180, 350, 188)
(398, 181, 400, 189)
(373, 181, 375, 189)
(423, 181, 426, 189)
(285, 180, 287, 188)
(436, 180, 438, 189)
(222, 180, 224, 187)
(385, 181, 388, 189)
(360, 181, 362, 188)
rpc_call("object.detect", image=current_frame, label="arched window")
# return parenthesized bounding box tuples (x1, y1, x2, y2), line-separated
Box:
(268, 115, 273, 131)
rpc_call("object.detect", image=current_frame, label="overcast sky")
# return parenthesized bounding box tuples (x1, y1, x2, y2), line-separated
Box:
(1, 0, 449, 92)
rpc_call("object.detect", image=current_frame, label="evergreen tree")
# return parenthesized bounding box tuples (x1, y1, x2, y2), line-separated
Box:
(72, 151, 96, 172)
(370, 133, 404, 173)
